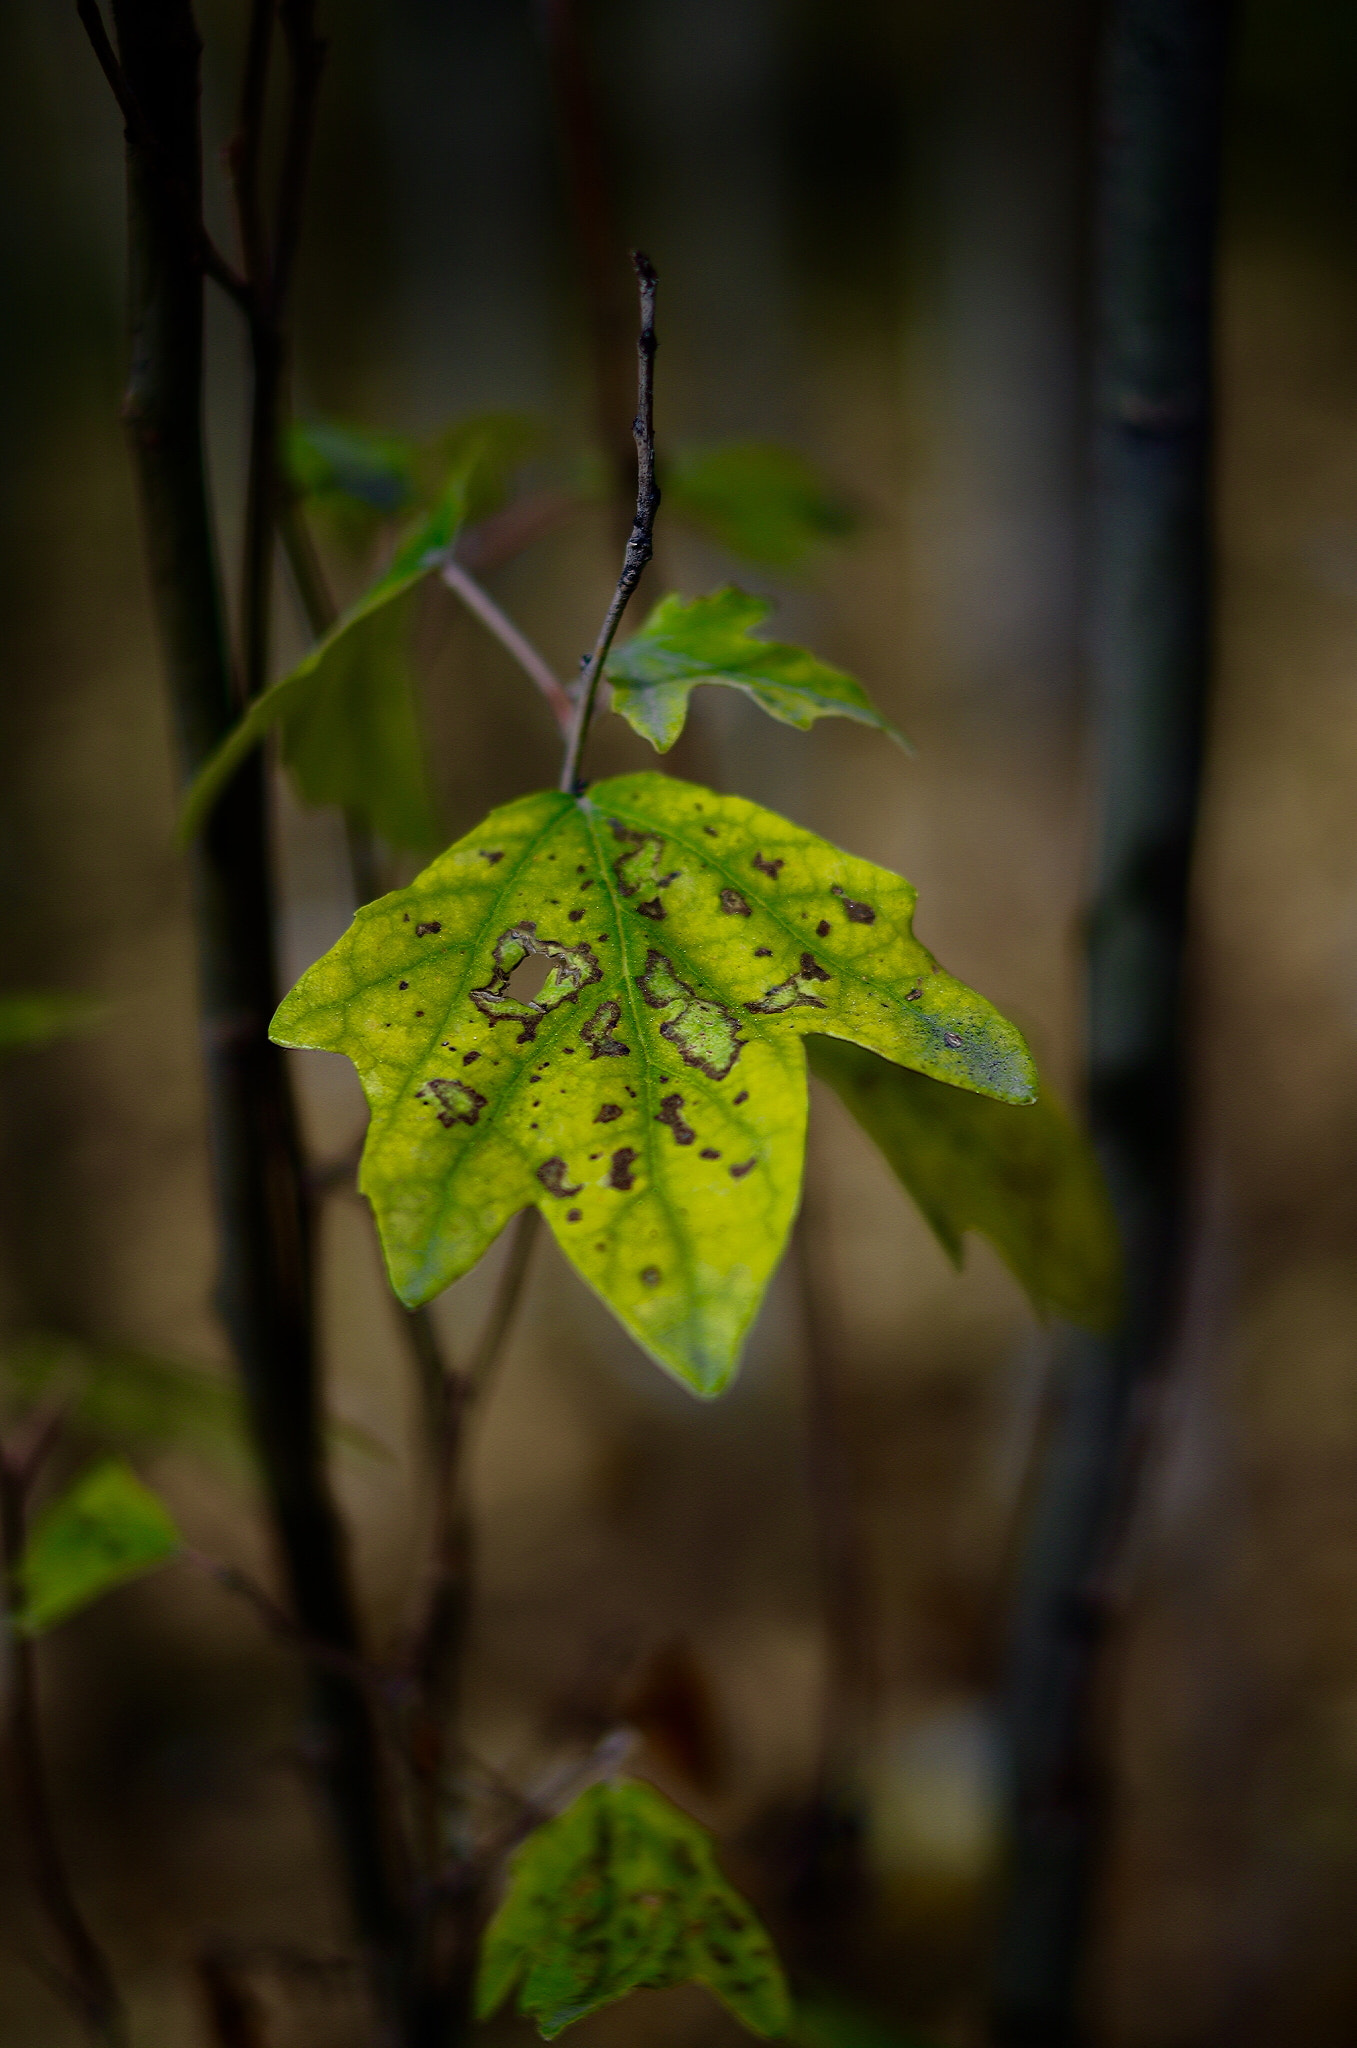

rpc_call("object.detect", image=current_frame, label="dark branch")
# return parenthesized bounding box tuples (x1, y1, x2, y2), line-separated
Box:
(76, 0, 252, 310)
(75, 0, 148, 143)
(558, 251, 660, 794)
(226, 0, 273, 295)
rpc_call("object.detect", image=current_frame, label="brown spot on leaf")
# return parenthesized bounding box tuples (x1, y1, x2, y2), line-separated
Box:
(636, 897, 665, 920)
(657, 1094, 696, 1145)
(752, 852, 783, 879)
(734, 1090, 748, 1105)
(906, 987, 922, 1001)
(567, 1209, 582, 1222)
(943, 1030, 963, 1049)
(755, 946, 771, 957)
(746, 952, 831, 1014)
(418, 1076, 486, 1128)
(462, 1051, 480, 1065)
(595, 1102, 623, 1123)
(479, 849, 504, 863)
(720, 889, 751, 916)
(607, 1147, 638, 1190)
(700, 1147, 721, 1160)
(582, 999, 630, 1059)
(816, 920, 831, 937)
(729, 1158, 756, 1179)
(637, 952, 745, 1080)
(640, 1266, 662, 1287)
(831, 884, 875, 923)
(415, 921, 442, 936)
(537, 1157, 582, 1198)
(568, 908, 585, 922)
(399, 980, 409, 990)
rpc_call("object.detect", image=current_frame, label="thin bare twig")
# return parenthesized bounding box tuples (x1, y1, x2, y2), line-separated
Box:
(440, 559, 573, 736)
(541, 0, 636, 524)
(558, 252, 660, 794)
(272, 1, 326, 321)
(402, 1210, 541, 1705)
(0, 1461, 127, 2046)
(226, 0, 273, 295)
(75, 0, 252, 309)
(76, 0, 146, 139)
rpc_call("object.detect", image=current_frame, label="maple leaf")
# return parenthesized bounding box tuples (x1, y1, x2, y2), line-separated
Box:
(477, 1778, 791, 2039)
(604, 589, 906, 753)
(270, 773, 1035, 1394)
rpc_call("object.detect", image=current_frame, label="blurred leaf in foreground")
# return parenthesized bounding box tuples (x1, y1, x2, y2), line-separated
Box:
(666, 442, 857, 570)
(605, 589, 906, 754)
(807, 1037, 1121, 1331)
(288, 419, 417, 518)
(1, 1333, 246, 1463)
(14, 1458, 182, 1636)
(179, 460, 475, 851)
(0, 992, 103, 1053)
(792, 1994, 943, 2048)
(477, 1777, 791, 2040)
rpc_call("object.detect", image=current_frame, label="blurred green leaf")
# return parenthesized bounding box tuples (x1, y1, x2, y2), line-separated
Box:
(807, 1037, 1122, 1330)
(288, 420, 417, 517)
(0, 1333, 390, 1472)
(14, 1458, 181, 1635)
(178, 461, 474, 851)
(271, 774, 1034, 1396)
(792, 1995, 941, 2048)
(0, 992, 103, 1053)
(477, 1777, 792, 2039)
(666, 442, 857, 570)
(605, 589, 906, 754)
(414, 410, 543, 523)
(1, 1333, 246, 1463)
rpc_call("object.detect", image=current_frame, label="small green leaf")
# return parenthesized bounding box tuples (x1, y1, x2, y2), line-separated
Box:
(14, 1458, 181, 1635)
(807, 1037, 1122, 1331)
(178, 463, 472, 850)
(414, 410, 543, 523)
(792, 1995, 941, 2048)
(0, 992, 103, 1053)
(288, 420, 417, 516)
(271, 772, 1034, 1394)
(477, 1778, 792, 2039)
(1, 1333, 246, 1462)
(666, 442, 857, 569)
(605, 590, 906, 754)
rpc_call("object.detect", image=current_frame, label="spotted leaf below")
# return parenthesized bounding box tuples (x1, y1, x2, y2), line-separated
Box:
(270, 772, 1036, 1395)
(476, 1777, 792, 2039)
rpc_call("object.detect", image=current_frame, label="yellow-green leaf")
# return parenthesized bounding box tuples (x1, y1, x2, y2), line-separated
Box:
(807, 1037, 1122, 1330)
(270, 773, 1034, 1395)
(477, 1778, 792, 2040)
(14, 1458, 181, 1635)
(605, 589, 906, 754)
(666, 441, 857, 569)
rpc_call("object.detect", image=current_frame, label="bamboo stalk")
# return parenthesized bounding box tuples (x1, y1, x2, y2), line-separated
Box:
(990, 5, 1235, 2041)
(97, 0, 411, 2027)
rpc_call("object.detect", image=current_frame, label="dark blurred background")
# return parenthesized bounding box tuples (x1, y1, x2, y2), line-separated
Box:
(5, 2, 1357, 2043)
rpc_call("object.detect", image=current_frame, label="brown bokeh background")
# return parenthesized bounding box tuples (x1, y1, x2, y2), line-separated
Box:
(4, 2, 1357, 2043)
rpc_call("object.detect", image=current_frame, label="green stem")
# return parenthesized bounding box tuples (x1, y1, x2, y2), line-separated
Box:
(98, 0, 410, 2021)
(991, 5, 1234, 2041)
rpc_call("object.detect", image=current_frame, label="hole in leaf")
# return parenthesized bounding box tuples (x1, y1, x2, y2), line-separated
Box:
(504, 952, 553, 1004)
